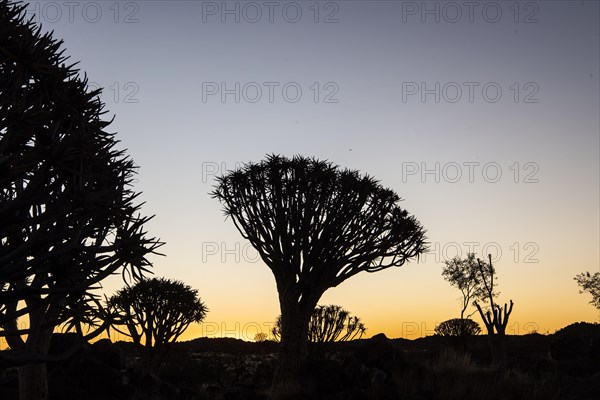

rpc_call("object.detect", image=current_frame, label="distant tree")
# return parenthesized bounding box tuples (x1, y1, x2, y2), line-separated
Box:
(254, 332, 268, 342)
(473, 255, 514, 367)
(272, 304, 367, 353)
(435, 318, 481, 337)
(0, 2, 161, 399)
(442, 253, 489, 319)
(109, 278, 207, 378)
(308, 305, 366, 344)
(212, 154, 426, 389)
(574, 271, 600, 310)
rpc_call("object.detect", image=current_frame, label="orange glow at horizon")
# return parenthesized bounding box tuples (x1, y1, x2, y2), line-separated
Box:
(1, 1, 599, 358)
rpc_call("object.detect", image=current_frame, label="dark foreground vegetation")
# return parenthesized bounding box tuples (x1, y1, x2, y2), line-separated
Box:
(1, 322, 599, 400)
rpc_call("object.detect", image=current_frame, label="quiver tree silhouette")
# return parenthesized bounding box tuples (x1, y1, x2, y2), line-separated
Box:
(212, 154, 426, 389)
(109, 277, 207, 378)
(0, 2, 161, 398)
(473, 254, 514, 367)
(254, 332, 269, 342)
(272, 304, 366, 357)
(574, 271, 600, 310)
(309, 304, 366, 344)
(434, 318, 481, 337)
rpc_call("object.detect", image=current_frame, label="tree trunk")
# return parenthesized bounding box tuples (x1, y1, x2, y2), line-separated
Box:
(272, 301, 312, 392)
(17, 306, 54, 400)
(18, 363, 48, 400)
(142, 346, 168, 379)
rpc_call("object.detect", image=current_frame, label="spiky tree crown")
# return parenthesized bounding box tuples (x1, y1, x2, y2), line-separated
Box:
(109, 278, 208, 347)
(212, 154, 427, 300)
(0, 0, 161, 328)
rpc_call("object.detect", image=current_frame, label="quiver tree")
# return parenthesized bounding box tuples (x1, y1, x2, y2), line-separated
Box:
(109, 278, 207, 378)
(254, 332, 268, 342)
(212, 154, 426, 389)
(272, 304, 366, 357)
(0, 1, 161, 398)
(435, 318, 481, 337)
(473, 254, 514, 367)
(435, 317, 481, 352)
(574, 271, 600, 310)
(309, 304, 366, 344)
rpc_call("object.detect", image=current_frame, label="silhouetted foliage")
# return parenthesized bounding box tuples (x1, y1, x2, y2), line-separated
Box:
(442, 253, 492, 319)
(212, 154, 426, 389)
(574, 271, 600, 310)
(0, 1, 161, 398)
(272, 304, 366, 345)
(473, 255, 514, 367)
(254, 332, 269, 342)
(109, 277, 207, 377)
(435, 318, 481, 337)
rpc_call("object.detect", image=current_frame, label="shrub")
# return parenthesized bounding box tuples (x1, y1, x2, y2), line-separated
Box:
(435, 318, 482, 337)
(272, 305, 366, 344)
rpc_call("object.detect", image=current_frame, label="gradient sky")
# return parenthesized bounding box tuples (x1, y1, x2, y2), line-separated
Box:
(10, 0, 599, 343)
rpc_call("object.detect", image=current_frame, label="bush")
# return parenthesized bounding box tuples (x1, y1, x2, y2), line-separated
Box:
(272, 305, 366, 343)
(435, 318, 482, 337)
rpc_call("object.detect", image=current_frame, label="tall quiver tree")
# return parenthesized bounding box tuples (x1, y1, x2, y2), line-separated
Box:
(212, 154, 427, 389)
(0, 2, 161, 399)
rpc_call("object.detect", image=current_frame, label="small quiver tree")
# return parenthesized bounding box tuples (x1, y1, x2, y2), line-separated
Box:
(109, 278, 207, 378)
(435, 318, 481, 351)
(435, 318, 481, 337)
(272, 304, 366, 357)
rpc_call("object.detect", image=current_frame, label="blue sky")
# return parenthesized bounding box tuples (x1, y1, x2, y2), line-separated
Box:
(17, 0, 600, 340)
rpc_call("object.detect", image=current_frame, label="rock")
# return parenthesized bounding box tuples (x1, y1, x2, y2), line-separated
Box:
(353, 334, 403, 375)
(371, 333, 389, 341)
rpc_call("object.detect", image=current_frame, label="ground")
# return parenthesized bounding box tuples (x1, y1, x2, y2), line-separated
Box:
(1, 322, 599, 400)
